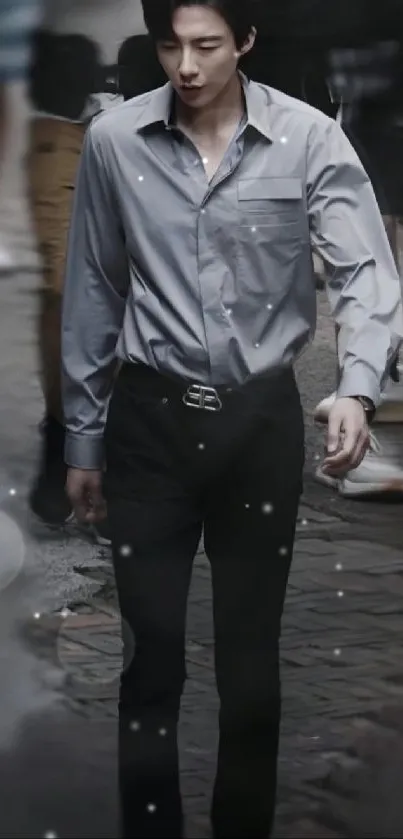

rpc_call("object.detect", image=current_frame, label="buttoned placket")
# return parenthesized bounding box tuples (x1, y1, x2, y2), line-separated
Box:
(166, 120, 274, 384)
(193, 126, 247, 382)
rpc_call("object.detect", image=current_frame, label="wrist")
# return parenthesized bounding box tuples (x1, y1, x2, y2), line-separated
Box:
(350, 395, 376, 423)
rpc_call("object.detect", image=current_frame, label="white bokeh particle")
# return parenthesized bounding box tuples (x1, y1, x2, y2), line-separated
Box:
(333, 648, 341, 656)
(335, 563, 343, 571)
(337, 590, 344, 598)
(33, 611, 41, 620)
(120, 545, 132, 558)
(262, 502, 273, 515)
(130, 720, 140, 732)
(159, 727, 167, 736)
(8, 488, 16, 496)
(147, 803, 157, 814)
(279, 546, 288, 556)
(138, 175, 144, 181)
(244, 503, 250, 509)
(301, 518, 308, 526)
(44, 832, 58, 839)
(198, 443, 205, 450)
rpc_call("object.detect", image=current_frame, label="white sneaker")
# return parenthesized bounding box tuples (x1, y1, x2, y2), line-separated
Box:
(314, 365, 403, 425)
(315, 432, 403, 497)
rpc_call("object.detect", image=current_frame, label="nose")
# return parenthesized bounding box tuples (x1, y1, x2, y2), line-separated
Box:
(178, 47, 198, 81)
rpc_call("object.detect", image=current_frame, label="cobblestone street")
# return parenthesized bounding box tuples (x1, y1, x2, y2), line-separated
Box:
(16, 502, 403, 838)
(0, 85, 403, 839)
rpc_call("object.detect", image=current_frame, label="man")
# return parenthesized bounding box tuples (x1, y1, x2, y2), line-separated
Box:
(62, 1, 403, 836)
(26, 0, 156, 541)
(0, 0, 42, 270)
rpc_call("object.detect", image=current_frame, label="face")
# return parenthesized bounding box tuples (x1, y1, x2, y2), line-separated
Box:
(155, 4, 255, 109)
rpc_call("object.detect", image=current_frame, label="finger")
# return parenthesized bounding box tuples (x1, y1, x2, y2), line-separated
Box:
(323, 440, 359, 474)
(324, 418, 361, 464)
(326, 412, 342, 455)
(86, 488, 107, 523)
(342, 421, 362, 457)
(323, 458, 349, 477)
(72, 495, 92, 523)
(347, 431, 370, 471)
(323, 446, 353, 470)
(325, 429, 369, 474)
(66, 483, 93, 523)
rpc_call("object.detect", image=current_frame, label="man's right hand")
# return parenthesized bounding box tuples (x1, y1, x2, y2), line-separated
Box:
(66, 468, 106, 524)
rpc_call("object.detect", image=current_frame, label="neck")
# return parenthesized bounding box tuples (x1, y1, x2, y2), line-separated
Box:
(175, 73, 244, 138)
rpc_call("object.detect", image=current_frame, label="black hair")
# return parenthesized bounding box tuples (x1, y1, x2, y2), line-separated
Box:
(141, 0, 258, 49)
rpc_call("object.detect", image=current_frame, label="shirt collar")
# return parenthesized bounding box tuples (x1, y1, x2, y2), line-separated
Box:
(135, 71, 273, 141)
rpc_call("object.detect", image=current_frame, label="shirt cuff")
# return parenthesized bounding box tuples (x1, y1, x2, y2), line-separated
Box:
(336, 367, 381, 408)
(64, 433, 105, 470)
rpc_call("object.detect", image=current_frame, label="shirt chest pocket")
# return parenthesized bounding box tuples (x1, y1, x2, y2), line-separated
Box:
(238, 177, 303, 230)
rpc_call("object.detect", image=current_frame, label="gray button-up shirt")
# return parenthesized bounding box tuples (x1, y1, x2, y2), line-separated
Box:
(62, 74, 403, 470)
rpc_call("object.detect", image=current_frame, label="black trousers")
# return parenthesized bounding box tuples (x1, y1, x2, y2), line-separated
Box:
(104, 363, 305, 839)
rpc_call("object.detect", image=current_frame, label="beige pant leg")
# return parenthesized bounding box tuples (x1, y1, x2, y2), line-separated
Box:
(26, 118, 86, 422)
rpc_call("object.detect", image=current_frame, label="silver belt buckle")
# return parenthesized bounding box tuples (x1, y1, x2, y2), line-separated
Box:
(182, 384, 222, 412)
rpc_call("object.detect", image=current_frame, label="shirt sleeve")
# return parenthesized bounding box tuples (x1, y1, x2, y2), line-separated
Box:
(0, 0, 43, 82)
(307, 118, 403, 406)
(62, 121, 130, 470)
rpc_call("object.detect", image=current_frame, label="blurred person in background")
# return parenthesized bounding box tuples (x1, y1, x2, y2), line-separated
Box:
(313, 0, 403, 498)
(0, 0, 42, 270)
(26, 0, 163, 541)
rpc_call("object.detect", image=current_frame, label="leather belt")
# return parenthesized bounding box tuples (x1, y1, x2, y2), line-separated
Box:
(119, 362, 293, 414)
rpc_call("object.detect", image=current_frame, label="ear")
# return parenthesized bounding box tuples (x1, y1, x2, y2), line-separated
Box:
(238, 26, 257, 59)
